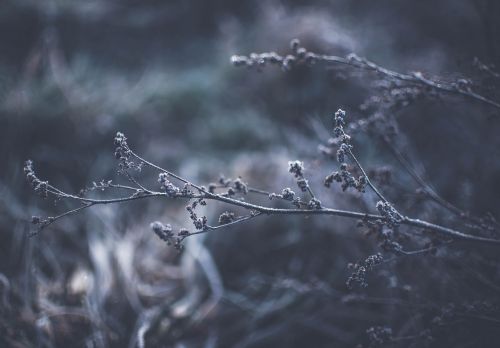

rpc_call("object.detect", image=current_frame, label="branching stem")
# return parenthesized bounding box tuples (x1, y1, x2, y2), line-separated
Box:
(29, 148, 500, 246)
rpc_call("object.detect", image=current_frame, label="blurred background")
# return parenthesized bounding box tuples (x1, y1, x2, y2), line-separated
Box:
(1, 0, 500, 347)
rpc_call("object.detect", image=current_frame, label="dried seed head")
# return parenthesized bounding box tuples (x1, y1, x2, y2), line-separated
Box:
(307, 198, 322, 210)
(281, 188, 295, 200)
(288, 160, 304, 178)
(150, 221, 174, 244)
(233, 177, 248, 194)
(219, 211, 235, 225)
(208, 183, 217, 194)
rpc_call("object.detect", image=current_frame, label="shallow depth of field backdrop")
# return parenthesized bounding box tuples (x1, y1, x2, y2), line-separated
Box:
(1, 0, 500, 347)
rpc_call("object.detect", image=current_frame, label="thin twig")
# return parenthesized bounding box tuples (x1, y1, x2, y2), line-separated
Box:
(382, 135, 499, 232)
(129, 149, 207, 193)
(317, 53, 500, 110)
(347, 148, 389, 204)
(189, 213, 263, 237)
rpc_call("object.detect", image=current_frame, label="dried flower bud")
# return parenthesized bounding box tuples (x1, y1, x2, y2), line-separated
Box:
(376, 201, 402, 227)
(334, 126, 344, 137)
(219, 211, 235, 225)
(114, 132, 126, 146)
(366, 326, 393, 346)
(334, 109, 346, 127)
(24, 160, 49, 198)
(307, 198, 322, 210)
(324, 174, 334, 188)
(288, 160, 304, 178)
(178, 228, 190, 237)
(113, 132, 135, 169)
(233, 177, 248, 194)
(158, 173, 179, 196)
(355, 176, 367, 192)
(281, 188, 295, 200)
(346, 253, 383, 289)
(150, 221, 174, 244)
(208, 183, 217, 194)
(304, 52, 316, 65)
(296, 47, 307, 58)
(282, 55, 296, 71)
(336, 148, 345, 163)
(230, 55, 247, 67)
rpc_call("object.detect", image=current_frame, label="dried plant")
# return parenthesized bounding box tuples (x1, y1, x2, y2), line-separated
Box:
(23, 38, 500, 347)
(26, 112, 500, 248)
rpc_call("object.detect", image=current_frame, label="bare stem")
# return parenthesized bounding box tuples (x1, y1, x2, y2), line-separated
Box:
(317, 53, 500, 110)
(128, 149, 208, 193)
(347, 148, 390, 204)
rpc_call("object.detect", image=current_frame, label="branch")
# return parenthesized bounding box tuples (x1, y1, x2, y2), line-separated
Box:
(24, 132, 500, 247)
(231, 39, 500, 111)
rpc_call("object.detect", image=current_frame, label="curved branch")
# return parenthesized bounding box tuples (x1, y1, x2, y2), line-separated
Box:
(26, 131, 500, 246)
(231, 43, 500, 111)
